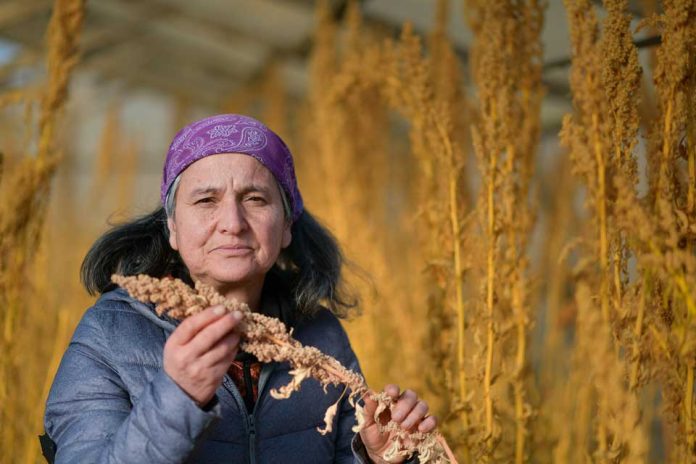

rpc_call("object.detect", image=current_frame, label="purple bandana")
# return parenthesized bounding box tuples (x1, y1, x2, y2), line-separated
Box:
(161, 114, 303, 221)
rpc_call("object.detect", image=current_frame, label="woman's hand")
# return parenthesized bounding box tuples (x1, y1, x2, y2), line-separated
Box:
(358, 384, 438, 463)
(163, 305, 243, 407)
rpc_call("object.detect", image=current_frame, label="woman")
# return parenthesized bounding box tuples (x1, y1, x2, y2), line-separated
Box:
(43, 114, 437, 463)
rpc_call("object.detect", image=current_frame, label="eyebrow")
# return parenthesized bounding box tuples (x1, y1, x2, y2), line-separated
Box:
(238, 185, 271, 195)
(189, 186, 221, 197)
(188, 184, 271, 197)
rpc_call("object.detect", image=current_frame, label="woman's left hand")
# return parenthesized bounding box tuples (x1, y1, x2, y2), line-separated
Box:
(358, 384, 437, 463)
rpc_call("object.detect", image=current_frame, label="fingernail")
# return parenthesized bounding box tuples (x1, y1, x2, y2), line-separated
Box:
(231, 310, 243, 321)
(213, 306, 225, 316)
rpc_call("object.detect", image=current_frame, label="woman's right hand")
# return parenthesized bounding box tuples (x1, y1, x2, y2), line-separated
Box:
(163, 305, 243, 407)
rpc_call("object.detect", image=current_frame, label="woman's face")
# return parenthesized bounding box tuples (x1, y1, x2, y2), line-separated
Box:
(167, 153, 292, 294)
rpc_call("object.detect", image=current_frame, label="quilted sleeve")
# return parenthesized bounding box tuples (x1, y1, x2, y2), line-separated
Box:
(44, 306, 221, 464)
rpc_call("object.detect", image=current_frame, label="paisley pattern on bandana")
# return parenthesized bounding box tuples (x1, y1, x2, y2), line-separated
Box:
(161, 114, 303, 221)
(206, 125, 239, 139)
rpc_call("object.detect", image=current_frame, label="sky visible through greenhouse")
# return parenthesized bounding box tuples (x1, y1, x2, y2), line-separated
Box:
(0, 38, 18, 65)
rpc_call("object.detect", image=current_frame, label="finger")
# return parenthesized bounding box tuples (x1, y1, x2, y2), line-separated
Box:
(384, 384, 400, 400)
(361, 389, 378, 426)
(375, 384, 401, 426)
(417, 415, 438, 433)
(200, 331, 241, 365)
(391, 390, 418, 424)
(187, 311, 244, 357)
(400, 400, 429, 431)
(169, 306, 228, 345)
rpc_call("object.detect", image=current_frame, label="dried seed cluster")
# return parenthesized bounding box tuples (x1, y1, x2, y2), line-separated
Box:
(111, 273, 454, 463)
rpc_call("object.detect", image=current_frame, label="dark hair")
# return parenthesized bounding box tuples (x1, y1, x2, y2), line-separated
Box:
(81, 207, 357, 318)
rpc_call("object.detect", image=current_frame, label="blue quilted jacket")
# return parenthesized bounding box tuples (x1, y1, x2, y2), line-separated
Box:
(44, 285, 375, 463)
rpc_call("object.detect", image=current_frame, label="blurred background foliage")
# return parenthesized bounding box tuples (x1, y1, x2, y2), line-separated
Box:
(1, 0, 695, 462)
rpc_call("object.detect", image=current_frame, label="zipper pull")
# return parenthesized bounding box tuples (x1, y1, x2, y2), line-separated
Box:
(242, 359, 255, 413)
(249, 414, 256, 435)
(248, 414, 257, 464)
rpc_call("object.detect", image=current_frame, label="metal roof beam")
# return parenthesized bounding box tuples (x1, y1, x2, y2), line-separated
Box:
(84, 41, 241, 107)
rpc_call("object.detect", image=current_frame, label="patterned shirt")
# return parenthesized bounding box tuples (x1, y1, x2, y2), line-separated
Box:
(228, 358, 262, 412)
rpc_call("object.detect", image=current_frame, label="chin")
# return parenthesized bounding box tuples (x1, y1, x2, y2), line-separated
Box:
(209, 269, 261, 288)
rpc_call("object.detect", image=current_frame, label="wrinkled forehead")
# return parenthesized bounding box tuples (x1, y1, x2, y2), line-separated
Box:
(177, 152, 279, 192)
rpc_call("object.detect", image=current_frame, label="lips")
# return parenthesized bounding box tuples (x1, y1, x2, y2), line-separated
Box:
(212, 244, 253, 256)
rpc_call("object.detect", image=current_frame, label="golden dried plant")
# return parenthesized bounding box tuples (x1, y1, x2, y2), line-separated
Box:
(2, 0, 696, 462)
(377, 9, 474, 458)
(299, 0, 427, 396)
(614, 0, 696, 459)
(562, 0, 696, 461)
(460, 0, 544, 461)
(560, 0, 648, 461)
(0, 0, 85, 460)
(112, 273, 456, 464)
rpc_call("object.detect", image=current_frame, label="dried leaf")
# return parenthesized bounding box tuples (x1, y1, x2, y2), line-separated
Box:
(382, 438, 411, 463)
(270, 367, 312, 399)
(317, 400, 339, 435)
(352, 402, 367, 433)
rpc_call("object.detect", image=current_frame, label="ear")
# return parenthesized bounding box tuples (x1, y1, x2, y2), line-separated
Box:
(281, 220, 292, 249)
(167, 217, 179, 251)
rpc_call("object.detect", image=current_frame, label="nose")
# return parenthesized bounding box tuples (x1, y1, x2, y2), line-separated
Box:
(217, 198, 248, 235)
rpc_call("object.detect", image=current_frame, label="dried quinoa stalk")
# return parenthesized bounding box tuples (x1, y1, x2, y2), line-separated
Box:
(111, 274, 455, 464)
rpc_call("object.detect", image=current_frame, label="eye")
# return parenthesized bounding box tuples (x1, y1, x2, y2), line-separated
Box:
(245, 195, 267, 204)
(194, 197, 215, 205)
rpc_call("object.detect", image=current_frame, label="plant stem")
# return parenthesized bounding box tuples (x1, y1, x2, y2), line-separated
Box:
(591, 113, 610, 324)
(514, 317, 526, 464)
(484, 103, 498, 443)
(505, 141, 528, 464)
(434, 114, 471, 462)
(630, 272, 648, 390)
(656, 98, 673, 202)
(435, 117, 467, 396)
(688, 131, 695, 217)
(437, 435, 460, 464)
(688, 111, 696, 458)
(613, 242, 623, 313)
(686, 365, 694, 457)
(591, 109, 609, 462)
(262, 333, 369, 396)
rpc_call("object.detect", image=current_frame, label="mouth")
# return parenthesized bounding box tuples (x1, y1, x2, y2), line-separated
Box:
(212, 245, 253, 256)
